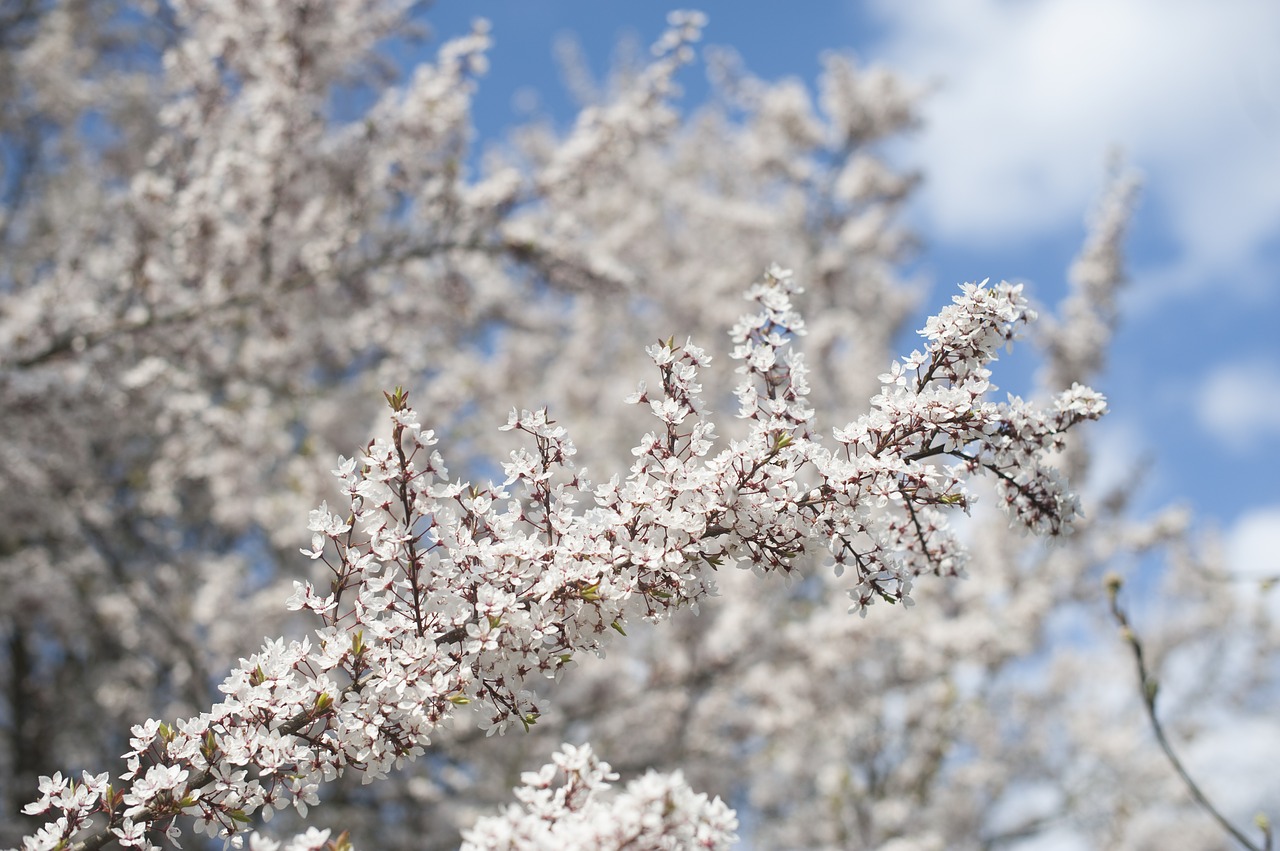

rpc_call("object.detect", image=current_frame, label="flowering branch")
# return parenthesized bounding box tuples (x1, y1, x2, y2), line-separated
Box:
(14, 268, 1103, 850)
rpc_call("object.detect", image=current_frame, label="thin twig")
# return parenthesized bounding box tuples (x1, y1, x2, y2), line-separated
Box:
(1105, 573, 1272, 851)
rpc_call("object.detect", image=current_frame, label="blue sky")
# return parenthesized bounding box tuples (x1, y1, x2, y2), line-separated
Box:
(419, 0, 1280, 578)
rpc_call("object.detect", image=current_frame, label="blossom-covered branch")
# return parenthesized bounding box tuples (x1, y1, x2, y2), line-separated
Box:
(15, 268, 1102, 850)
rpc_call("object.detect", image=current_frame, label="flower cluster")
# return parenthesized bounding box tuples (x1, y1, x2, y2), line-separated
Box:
(13, 267, 1102, 850)
(460, 743, 738, 850)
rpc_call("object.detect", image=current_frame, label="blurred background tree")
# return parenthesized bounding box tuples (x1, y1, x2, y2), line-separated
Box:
(1, 3, 1274, 849)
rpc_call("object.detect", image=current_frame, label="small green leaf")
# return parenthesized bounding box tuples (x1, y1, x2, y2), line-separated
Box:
(202, 729, 218, 758)
(610, 620, 627, 636)
(383, 386, 409, 410)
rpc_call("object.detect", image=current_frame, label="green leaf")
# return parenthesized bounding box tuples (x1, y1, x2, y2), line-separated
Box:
(383, 386, 409, 411)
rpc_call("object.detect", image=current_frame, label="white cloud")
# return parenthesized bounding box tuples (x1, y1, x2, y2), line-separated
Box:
(1197, 360, 1280, 450)
(1224, 505, 1280, 627)
(866, 0, 1280, 299)
(1080, 418, 1151, 505)
(1225, 505, 1280, 626)
(1225, 504, 1280, 581)
(1186, 714, 1280, 827)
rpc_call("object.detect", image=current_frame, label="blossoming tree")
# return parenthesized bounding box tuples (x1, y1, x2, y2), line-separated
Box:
(1, 3, 1274, 850)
